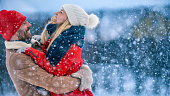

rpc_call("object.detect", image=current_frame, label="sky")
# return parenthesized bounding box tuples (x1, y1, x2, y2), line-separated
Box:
(0, 0, 170, 13)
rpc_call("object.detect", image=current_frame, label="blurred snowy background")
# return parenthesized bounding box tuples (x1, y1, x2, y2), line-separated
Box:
(0, 0, 170, 96)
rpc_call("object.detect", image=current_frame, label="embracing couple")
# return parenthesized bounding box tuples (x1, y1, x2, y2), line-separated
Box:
(0, 4, 99, 96)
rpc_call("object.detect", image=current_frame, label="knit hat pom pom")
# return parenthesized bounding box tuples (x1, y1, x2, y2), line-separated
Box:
(87, 14, 99, 29)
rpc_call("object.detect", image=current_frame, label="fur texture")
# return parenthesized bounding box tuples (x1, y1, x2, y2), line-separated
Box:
(87, 14, 99, 29)
(5, 41, 31, 49)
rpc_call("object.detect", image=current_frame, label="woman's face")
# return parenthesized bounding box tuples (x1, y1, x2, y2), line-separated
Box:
(53, 8, 68, 24)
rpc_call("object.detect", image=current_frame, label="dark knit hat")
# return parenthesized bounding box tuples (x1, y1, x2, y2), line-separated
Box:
(0, 10, 26, 41)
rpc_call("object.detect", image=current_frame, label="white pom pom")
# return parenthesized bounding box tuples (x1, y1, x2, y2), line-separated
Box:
(87, 14, 99, 29)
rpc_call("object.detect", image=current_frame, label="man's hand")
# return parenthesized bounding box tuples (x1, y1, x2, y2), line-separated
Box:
(71, 65, 93, 91)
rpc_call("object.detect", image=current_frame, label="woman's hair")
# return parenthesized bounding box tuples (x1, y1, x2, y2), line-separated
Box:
(41, 16, 71, 51)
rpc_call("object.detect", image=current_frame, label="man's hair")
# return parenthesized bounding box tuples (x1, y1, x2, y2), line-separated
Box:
(16, 29, 26, 40)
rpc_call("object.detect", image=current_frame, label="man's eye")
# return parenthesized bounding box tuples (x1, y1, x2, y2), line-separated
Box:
(22, 22, 26, 25)
(60, 12, 63, 14)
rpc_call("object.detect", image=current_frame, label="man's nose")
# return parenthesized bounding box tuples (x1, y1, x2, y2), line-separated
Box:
(27, 22, 32, 27)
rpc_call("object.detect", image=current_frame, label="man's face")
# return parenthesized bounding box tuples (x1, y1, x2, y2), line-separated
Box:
(53, 8, 68, 24)
(17, 21, 32, 41)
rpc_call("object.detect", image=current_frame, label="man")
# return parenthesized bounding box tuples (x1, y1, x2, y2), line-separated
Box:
(0, 10, 93, 96)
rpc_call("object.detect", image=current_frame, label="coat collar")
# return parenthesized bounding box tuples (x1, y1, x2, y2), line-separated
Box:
(5, 41, 31, 49)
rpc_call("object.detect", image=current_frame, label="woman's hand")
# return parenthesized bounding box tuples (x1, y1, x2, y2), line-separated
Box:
(71, 65, 93, 91)
(31, 35, 42, 46)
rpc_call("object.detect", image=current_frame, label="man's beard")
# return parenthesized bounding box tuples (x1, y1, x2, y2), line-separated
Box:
(17, 29, 32, 42)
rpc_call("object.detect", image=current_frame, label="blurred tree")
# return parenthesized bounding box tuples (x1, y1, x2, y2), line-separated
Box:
(132, 9, 169, 40)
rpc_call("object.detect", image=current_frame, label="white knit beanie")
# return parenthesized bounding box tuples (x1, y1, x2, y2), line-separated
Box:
(63, 4, 99, 29)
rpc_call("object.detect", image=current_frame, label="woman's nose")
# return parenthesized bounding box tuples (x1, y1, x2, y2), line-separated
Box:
(55, 12, 59, 15)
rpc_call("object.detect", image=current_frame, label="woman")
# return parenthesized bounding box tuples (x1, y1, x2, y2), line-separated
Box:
(21, 4, 99, 96)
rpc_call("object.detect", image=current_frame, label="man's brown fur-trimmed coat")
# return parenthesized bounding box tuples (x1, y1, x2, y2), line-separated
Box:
(5, 41, 80, 96)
